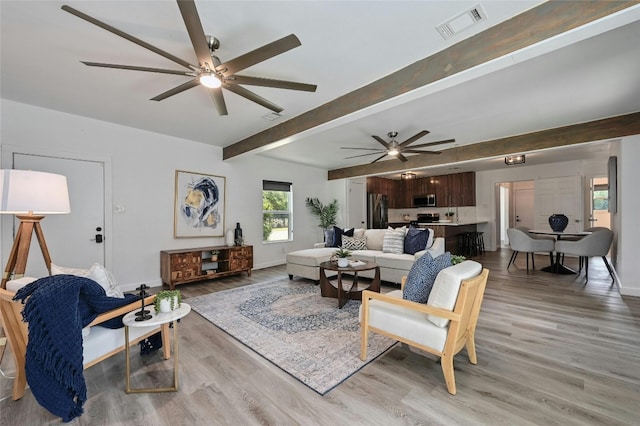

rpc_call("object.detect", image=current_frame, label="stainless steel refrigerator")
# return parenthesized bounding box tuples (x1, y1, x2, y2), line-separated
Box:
(367, 193, 388, 229)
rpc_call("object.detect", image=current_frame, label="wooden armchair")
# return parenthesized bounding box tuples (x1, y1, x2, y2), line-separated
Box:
(0, 288, 168, 401)
(360, 261, 489, 395)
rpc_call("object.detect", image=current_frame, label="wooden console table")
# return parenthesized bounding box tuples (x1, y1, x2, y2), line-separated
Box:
(160, 245, 252, 289)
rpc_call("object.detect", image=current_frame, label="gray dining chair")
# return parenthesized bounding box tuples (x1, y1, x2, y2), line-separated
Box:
(507, 228, 555, 273)
(555, 228, 614, 283)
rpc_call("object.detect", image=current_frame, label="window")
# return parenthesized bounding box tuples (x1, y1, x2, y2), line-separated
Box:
(262, 180, 292, 242)
(592, 183, 609, 211)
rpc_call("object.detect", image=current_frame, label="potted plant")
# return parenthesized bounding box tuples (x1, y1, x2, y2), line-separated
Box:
(210, 250, 220, 261)
(444, 210, 455, 221)
(335, 247, 352, 267)
(154, 289, 182, 313)
(305, 197, 339, 244)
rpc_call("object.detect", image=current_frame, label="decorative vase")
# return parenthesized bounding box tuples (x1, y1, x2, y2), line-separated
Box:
(324, 228, 335, 247)
(337, 258, 349, 267)
(548, 213, 569, 232)
(226, 229, 235, 246)
(234, 222, 243, 246)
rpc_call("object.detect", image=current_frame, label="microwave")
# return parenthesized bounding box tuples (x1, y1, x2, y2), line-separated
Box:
(413, 194, 436, 207)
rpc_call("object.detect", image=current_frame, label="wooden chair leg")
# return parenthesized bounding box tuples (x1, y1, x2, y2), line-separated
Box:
(548, 252, 554, 267)
(525, 253, 530, 274)
(360, 329, 368, 361)
(465, 335, 477, 365)
(440, 355, 457, 395)
(584, 257, 589, 283)
(508, 251, 518, 269)
(532, 252, 536, 270)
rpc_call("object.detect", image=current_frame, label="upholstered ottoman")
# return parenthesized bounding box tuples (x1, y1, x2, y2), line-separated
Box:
(287, 247, 338, 282)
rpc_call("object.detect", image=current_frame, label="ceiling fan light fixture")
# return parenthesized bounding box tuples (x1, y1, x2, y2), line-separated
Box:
(388, 148, 399, 156)
(505, 154, 525, 165)
(401, 172, 416, 180)
(199, 73, 222, 88)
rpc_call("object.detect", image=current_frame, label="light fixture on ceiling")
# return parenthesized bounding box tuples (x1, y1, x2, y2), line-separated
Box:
(505, 154, 526, 165)
(387, 142, 399, 156)
(401, 172, 417, 180)
(199, 72, 222, 88)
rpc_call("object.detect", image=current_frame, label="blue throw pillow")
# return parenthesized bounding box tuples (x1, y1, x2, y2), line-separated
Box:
(332, 226, 354, 247)
(404, 226, 429, 255)
(403, 252, 452, 303)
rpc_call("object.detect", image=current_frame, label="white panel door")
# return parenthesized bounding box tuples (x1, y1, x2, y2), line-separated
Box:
(348, 180, 366, 229)
(13, 153, 105, 277)
(534, 176, 583, 232)
(514, 188, 534, 229)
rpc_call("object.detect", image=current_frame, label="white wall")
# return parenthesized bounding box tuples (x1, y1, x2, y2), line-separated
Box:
(0, 100, 330, 290)
(618, 136, 640, 296)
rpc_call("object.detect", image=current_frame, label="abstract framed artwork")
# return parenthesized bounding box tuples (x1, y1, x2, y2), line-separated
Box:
(174, 170, 225, 238)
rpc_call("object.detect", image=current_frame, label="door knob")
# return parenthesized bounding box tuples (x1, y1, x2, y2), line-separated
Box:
(91, 226, 104, 243)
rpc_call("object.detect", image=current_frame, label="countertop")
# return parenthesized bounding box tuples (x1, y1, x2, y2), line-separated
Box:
(389, 221, 488, 227)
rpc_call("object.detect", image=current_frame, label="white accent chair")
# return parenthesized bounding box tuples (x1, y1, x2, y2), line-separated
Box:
(555, 228, 615, 283)
(0, 284, 168, 401)
(360, 261, 489, 395)
(507, 227, 555, 273)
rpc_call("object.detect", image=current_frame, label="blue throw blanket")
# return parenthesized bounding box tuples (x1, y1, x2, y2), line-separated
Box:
(14, 275, 139, 422)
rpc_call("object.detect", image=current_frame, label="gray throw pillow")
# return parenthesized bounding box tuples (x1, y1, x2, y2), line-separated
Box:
(403, 252, 452, 303)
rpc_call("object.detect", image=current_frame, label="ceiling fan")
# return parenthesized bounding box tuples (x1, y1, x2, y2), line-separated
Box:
(61, 1, 317, 116)
(341, 130, 454, 164)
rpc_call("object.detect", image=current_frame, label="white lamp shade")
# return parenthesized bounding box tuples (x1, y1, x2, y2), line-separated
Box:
(0, 169, 71, 214)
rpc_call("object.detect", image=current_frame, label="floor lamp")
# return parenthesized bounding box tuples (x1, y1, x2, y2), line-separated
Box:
(0, 169, 70, 362)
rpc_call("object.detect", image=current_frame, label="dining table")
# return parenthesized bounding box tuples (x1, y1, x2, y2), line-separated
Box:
(527, 229, 592, 274)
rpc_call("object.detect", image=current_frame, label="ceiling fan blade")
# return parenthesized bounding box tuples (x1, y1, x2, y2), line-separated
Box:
(371, 153, 389, 164)
(340, 147, 388, 151)
(81, 62, 192, 76)
(399, 130, 430, 148)
(176, 0, 216, 70)
(150, 78, 200, 101)
(61, 5, 195, 71)
(209, 88, 228, 116)
(217, 34, 301, 77)
(344, 151, 386, 159)
(396, 153, 409, 162)
(409, 139, 456, 149)
(402, 149, 442, 155)
(371, 135, 390, 149)
(226, 75, 317, 92)
(223, 83, 283, 113)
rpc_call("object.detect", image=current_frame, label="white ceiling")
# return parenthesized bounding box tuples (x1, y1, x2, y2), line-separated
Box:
(2, 1, 640, 177)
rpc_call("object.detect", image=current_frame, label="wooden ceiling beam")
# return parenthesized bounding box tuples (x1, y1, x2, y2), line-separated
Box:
(327, 112, 640, 180)
(223, 1, 637, 160)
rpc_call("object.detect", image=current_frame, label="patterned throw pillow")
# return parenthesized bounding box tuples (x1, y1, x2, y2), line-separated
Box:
(342, 236, 367, 250)
(382, 229, 405, 254)
(404, 226, 430, 255)
(403, 252, 452, 303)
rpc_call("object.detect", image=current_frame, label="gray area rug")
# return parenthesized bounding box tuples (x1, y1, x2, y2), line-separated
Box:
(188, 277, 396, 395)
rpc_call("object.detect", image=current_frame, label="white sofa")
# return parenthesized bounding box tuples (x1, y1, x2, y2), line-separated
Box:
(287, 228, 445, 284)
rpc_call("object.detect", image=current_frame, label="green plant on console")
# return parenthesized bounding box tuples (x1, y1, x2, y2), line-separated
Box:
(305, 197, 339, 229)
(154, 289, 182, 313)
(335, 247, 352, 258)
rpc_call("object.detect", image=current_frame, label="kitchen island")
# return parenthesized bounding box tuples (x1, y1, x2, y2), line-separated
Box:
(389, 221, 488, 256)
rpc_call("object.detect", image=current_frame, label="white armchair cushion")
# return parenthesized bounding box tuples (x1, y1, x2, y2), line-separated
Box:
(427, 260, 483, 327)
(362, 289, 448, 352)
(6, 276, 37, 292)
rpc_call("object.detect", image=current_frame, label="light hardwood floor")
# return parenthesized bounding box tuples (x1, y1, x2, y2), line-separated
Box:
(1, 250, 639, 425)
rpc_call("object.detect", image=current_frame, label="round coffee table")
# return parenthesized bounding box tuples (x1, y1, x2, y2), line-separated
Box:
(319, 260, 380, 308)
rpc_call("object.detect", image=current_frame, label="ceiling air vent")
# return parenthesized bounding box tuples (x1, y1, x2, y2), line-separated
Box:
(436, 4, 487, 40)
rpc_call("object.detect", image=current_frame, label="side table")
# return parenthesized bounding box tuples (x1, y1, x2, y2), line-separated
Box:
(319, 261, 380, 308)
(122, 303, 191, 393)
